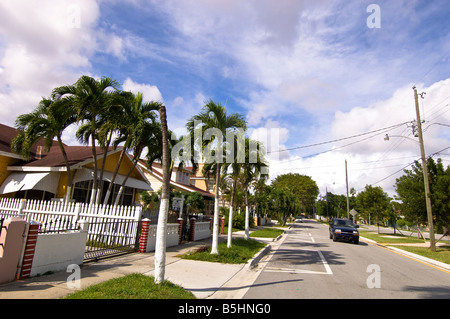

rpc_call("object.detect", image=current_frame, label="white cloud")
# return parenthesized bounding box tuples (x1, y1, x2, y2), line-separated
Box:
(0, 0, 122, 127)
(122, 77, 163, 103)
(273, 78, 450, 197)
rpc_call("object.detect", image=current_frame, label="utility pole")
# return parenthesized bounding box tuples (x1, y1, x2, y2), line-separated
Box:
(345, 159, 350, 219)
(413, 86, 436, 252)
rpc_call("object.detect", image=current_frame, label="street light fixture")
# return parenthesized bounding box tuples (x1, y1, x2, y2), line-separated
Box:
(384, 134, 419, 144)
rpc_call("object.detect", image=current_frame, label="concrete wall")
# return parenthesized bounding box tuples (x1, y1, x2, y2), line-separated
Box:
(193, 222, 211, 241)
(0, 217, 27, 284)
(145, 224, 179, 252)
(30, 227, 88, 277)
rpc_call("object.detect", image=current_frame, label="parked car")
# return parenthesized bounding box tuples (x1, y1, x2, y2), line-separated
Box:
(329, 218, 359, 244)
(295, 216, 303, 223)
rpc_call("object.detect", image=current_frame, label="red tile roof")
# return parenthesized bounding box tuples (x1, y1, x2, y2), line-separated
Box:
(1, 122, 111, 167)
(0, 123, 61, 158)
(139, 159, 214, 198)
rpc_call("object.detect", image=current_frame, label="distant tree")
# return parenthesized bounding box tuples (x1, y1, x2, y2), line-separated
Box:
(395, 158, 450, 232)
(271, 173, 319, 215)
(356, 185, 391, 232)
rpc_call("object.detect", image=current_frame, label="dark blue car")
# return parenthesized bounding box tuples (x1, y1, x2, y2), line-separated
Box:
(329, 218, 359, 245)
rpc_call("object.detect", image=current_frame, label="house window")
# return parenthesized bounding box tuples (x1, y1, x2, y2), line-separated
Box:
(72, 180, 92, 204)
(72, 180, 136, 206)
(110, 184, 135, 206)
(208, 180, 215, 192)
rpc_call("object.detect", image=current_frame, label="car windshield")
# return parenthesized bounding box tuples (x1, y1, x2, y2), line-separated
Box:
(333, 219, 355, 227)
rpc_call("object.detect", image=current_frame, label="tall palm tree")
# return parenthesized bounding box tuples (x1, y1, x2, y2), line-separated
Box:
(186, 100, 246, 254)
(103, 92, 160, 205)
(114, 115, 162, 206)
(240, 137, 268, 239)
(218, 133, 246, 248)
(52, 75, 120, 204)
(11, 96, 77, 202)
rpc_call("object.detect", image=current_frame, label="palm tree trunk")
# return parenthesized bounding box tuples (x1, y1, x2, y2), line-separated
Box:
(154, 104, 170, 284)
(211, 162, 221, 255)
(57, 135, 73, 203)
(227, 178, 237, 248)
(103, 147, 127, 205)
(245, 190, 250, 240)
(90, 132, 99, 205)
(99, 130, 113, 205)
(114, 157, 139, 206)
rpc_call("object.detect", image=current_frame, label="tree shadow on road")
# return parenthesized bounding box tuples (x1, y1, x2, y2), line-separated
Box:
(269, 248, 345, 266)
(402, 285, 450, 299)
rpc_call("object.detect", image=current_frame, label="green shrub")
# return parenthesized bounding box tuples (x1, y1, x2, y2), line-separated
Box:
(224, 211, 255, 230)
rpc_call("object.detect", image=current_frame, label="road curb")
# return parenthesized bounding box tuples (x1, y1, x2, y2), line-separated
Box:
(360, 236, 450, 272)
(248, 244, 271, 269)
(386, 246, 450, 272)
(247, 230, 287, 269)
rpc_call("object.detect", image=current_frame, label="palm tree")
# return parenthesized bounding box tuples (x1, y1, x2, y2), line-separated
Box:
(240, 137, 268, 239)
(103, 92, 160, 205)
(52, 75, 120, 204)
(186, 100, 246, 254)
(114, 117, 162, 206)
(219, 133, 246, 248)
(154, 104, 170, 284)
(11, 96, 77, 202)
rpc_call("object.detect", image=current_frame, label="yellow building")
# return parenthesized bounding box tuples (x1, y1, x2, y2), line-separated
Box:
(188, 163, 216, 193)
(0, 123, 151, 205)
(138, 161, 215, 215)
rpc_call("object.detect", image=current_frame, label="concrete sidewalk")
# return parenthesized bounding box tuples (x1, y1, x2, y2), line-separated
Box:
(0, 235, 272, 299)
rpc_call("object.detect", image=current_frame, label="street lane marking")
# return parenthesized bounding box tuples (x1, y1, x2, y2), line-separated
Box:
(317, 250, 332, 274)
(264, 250, 333, 275)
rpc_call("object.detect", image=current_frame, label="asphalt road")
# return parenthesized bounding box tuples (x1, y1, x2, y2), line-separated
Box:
(243, 220, 450, 299)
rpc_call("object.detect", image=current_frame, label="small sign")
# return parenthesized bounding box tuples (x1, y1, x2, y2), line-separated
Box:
(172, 197, 184, 211)
(350, 209, 358, 217)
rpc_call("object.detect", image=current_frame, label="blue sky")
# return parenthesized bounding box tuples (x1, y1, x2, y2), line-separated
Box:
(1, 0, 449, 196)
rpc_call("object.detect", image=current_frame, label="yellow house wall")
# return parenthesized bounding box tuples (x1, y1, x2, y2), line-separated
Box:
(0, 155, 20, 185)
(56, 171, 76, 199)
(0, 155, 21, 198)
(84, 151, 141, 179)
(193, 179, 208, 192)
(56, 152, 146, 200)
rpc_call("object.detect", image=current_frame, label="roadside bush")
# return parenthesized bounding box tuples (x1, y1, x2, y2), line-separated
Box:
(397, 219, 406, 228)
(224, 211, 255, 230)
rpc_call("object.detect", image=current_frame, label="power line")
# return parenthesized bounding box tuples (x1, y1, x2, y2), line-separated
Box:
(268, 121, 410, 155)
(359, 145, 450, 190)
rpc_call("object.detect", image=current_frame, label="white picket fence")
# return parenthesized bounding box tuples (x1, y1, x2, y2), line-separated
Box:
(0, 198, 144, 261)
(0, 198, 142, 229)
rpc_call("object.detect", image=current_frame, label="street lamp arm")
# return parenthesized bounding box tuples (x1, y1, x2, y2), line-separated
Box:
(384, 134, 419, 144)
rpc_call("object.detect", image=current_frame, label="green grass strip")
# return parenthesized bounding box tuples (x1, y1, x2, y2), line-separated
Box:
(63, 273, 196, 299)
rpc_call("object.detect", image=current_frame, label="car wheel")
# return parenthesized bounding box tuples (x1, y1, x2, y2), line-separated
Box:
(354, 239, 359, 245)
(332, 234, 337, 242)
